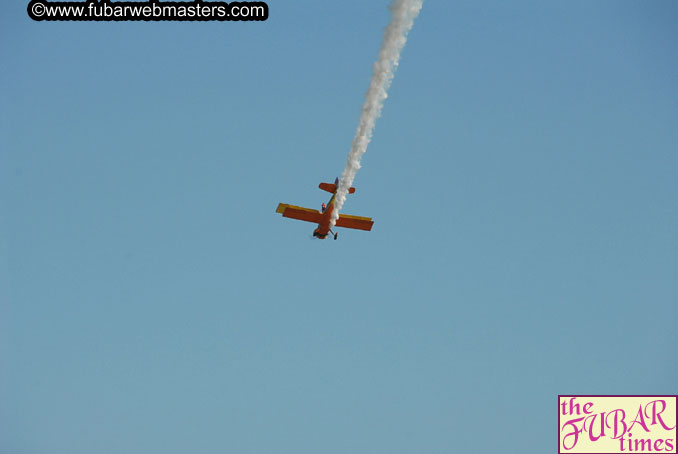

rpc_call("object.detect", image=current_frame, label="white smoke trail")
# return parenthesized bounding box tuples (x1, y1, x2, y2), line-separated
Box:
(331, 0, 423, 228)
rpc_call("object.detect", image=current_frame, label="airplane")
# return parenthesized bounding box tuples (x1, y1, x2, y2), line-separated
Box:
(276, 178, 374, 240)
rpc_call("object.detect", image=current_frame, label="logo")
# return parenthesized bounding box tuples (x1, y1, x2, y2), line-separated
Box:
(559, 396, 677, 453)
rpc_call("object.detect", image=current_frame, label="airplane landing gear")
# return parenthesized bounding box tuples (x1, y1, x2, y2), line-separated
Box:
(334, 233, 338, 240)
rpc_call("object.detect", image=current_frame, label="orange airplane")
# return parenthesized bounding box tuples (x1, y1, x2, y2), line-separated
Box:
(276, 178, 374, 240)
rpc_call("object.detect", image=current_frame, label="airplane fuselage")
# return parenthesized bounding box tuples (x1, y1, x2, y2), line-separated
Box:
(313, 194, 336, 239)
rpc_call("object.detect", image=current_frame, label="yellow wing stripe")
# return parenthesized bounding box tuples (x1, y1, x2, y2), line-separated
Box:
(337, 213, 372, 222)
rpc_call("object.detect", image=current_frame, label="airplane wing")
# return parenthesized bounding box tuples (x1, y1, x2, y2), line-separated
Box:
(276, 203, 323, 224)
(335, 213, 374, 231)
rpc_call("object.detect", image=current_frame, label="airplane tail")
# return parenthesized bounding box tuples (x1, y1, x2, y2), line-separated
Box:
(319, 177, 355, 194)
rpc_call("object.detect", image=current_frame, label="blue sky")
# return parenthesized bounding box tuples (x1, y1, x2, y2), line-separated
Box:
(2, 1, 677, 453)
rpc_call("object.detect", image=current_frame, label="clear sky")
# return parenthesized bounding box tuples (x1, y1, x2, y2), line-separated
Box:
(2, 1, 677, 453)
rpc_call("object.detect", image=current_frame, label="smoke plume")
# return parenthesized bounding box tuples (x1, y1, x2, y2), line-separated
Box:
(331, 0, 423, 227)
